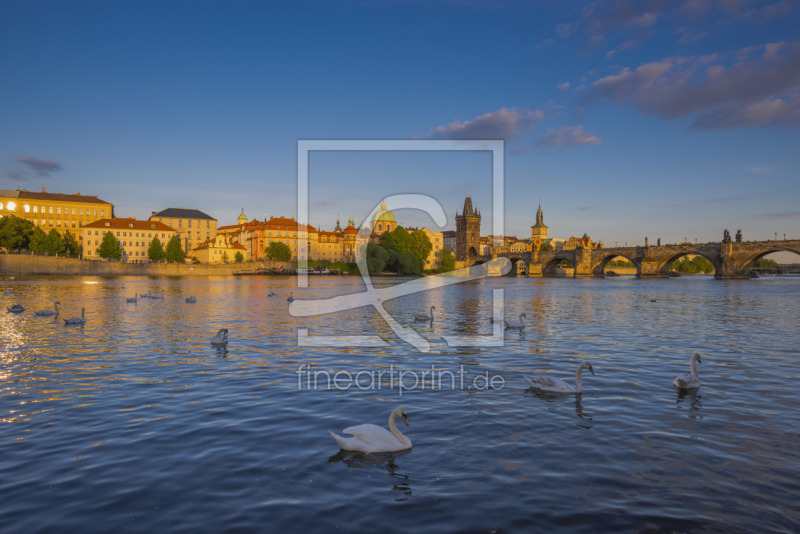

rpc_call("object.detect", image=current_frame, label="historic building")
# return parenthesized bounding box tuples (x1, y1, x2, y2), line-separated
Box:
(442, 230, 456, 253)
(563, 233, 603, 250)
(82, 218, 177, 262)
(192, 234, 248, 264)
(371, 201, 397, 235)
(455, 196, 481, 261)
(1, 187, 113, 248)
(149, 208, 217, 256)
(530, 202, 549, 251)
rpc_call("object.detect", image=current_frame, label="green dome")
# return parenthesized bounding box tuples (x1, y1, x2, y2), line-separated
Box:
(237, 209, 248, 223)
(372, 201, 396, 223)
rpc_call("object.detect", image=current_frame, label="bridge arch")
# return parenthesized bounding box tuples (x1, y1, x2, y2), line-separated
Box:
(591, 253, 638, 277)
(543, 254, 575, 277)
(740, 245, 800, 274)
(656, 251, 718, 277)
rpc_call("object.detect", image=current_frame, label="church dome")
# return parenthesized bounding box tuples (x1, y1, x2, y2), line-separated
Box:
(371, 201, 396, 224)
(237, 209, 248, 224)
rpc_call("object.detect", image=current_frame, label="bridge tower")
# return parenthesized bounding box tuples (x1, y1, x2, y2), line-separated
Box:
(530, 202, 548, 251)
(456, 195, 481, 261)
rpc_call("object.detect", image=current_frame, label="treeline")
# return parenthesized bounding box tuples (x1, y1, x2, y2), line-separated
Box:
(366, 227, 455, 275)
(670, 256, 714, 274)
(0, 215, 81, 255)
(96, 232, 186, 262)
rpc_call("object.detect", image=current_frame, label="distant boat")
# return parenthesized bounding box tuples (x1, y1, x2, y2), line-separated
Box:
(750, 271, 760, 279)
(669, 271, 681, 278)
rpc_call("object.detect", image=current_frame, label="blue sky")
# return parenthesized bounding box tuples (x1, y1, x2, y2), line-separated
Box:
(1, 0, 799, 256)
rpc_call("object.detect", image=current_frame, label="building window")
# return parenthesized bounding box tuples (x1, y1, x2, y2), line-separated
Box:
(72, 208, 76, 215)
(57, 207, 61, 214)
(93, 210, 97, 216)
(100, 210, 105, 216)
(7, 202, 16, 211)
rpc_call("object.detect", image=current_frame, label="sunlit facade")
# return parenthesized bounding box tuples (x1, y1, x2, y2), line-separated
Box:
(82, 218, 177, 263)
(149, 208, 217, 256)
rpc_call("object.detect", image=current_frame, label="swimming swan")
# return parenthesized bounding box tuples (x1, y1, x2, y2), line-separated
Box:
(505, 312, 527, 330)
(330, 406, 412, 453)
(673, 353, 702, 389)
(126, 293, 138, 303)
(35, 301, 61, 316)
(526, 361, 595, 394)
(415, 306, 435, 322)
(210, 328, 228, 346)
(185, 296, 197, 303)
(268, 289, 277, 297)
(287, 292, 294, 302)
(64, 308, 86, 325)
(7, 304, 25, 313)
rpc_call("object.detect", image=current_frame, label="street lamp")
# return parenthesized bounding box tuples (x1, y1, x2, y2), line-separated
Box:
(775, 232, 778, 241)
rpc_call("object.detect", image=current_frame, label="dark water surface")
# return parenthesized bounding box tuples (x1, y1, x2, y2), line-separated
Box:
(1, 275, 799, 533)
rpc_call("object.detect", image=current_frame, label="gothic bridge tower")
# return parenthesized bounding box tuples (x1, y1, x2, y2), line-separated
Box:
(456, 195, 481, 261)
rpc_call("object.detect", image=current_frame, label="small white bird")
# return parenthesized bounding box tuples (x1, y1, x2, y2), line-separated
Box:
(504, 312, 527, 330)
(63, 308, 87, 325)
(126, 293, 138, 303)
(526, 361, 595, 394)
(287, 292, 294, 302)
(330, 406, 412, 453)
(673, 353, 702, 389)
(210, 328, 228, 346)
(185, 296, 196, 303)
(35, 301, 61, 316)
(7, 304, 25, 314)
(415, 305, 435, 322)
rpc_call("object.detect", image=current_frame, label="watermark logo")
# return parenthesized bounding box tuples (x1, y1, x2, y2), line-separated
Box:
(296, 364, 506, 396)
(292, 140, 509, 352)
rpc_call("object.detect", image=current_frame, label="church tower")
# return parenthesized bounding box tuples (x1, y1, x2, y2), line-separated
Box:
(456, 195, 481, 261)
(530, 202, 548, 250)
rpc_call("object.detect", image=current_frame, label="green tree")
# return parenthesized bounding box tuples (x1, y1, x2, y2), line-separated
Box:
(63, 230, 81, 256)
(754, 257, 778, 268)
(234, 251, 244, 263)
(97, 231, 122, 260)
(408, 230, 433, 265)
(379, 226, 412, 255)
(366, 243, 389, 273)
(670, 255, 714, 274)
(539, 241, 554, 251)
(0, 215, 35, 250)
(222, 251, 229, 263)
(386, 248, 422, 275)
(165, 235, 185, 262)
(437, 247, 456, 273)
(44, 229, 66, 255)
(266, 241, 292, 261)
(148, 236, 165, 262)
(28, 226, 47, 252)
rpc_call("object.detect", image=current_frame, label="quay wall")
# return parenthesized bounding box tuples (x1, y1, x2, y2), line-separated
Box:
(0, 254, 293, 277)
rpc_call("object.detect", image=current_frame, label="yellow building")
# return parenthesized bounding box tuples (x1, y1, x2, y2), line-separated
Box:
(82, 218, 177, 263)
(420, 227, 444, 270)
(317, 230, 344, 262)
(1, 187, 113, 248)
(192, 234, 249, 264)
(149, 208, 217, 256)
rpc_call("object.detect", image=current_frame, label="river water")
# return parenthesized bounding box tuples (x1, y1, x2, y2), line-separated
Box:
(1, 275, 799, 533)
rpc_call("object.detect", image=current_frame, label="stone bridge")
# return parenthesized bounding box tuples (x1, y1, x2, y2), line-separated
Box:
(470, 239, 800, 279)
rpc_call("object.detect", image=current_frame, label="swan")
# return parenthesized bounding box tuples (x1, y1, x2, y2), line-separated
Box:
(673, 353, 702, 389)
(4, 288, 13, 295)
(526, 361, 595, 394)
(505, 312, 527, 330)
(330, 406, 412, 453)
(287, 292, 294, 302)
(210, 328, 228, 346)
(35, 301, 61, 316)
(151, 291, 164, 300)
(185, 296, 196, 303)
(63, 308, 87, 325)
(7, 304, 25, 313)
(126, 293, 138, 303)
(139, 292, 152, 299)
(415, 306, 435, 322)
(268, 289, 277, 297)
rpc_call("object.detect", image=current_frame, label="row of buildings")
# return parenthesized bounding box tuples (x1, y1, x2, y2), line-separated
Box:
(1, 187, 597, 267)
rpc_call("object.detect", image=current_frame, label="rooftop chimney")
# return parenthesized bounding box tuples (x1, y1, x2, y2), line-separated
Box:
(41, 187, 46, 193)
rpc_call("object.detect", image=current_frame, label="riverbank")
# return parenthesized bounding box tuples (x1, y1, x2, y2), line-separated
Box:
(0, 253, 293, 277)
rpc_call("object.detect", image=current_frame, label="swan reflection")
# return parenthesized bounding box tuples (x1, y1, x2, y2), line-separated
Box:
(523, 388, 595, 429)
(676, 388, 702, 417)
(328, 449, 413, 501)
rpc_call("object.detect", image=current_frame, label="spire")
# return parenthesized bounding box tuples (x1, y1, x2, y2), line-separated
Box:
(463, 195, 474, 216)
(536, 202, 544, 226)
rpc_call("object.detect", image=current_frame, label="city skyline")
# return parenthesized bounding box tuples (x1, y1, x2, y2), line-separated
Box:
(2, 1, 799, 257)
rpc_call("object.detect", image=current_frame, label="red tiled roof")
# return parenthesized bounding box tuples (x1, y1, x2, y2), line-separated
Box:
(18, 190, 112, 205)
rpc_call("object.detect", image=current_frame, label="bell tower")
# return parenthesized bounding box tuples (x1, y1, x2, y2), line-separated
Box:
(456, 195, 481, 261)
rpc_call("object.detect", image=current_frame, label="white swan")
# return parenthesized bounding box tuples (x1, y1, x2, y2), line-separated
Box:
(126, 293, 138, 303)
(268, 289, 277, 297)
(526, 361, 595, 394)
(35, 301, 61, 316)
(139, 292, 152, 299)
(7, 304, 25, 313)
(63, 308, 87, 325)
(151, 291, 164, 300)
(673, 353, 702, 389)
(185, 296, 196, 303)
(4, 288, 13, 295)
(505, 312, 527, 330)
(210, 328, 228, 346)
(415, 306, 435, 322)
(330, 406, 412, 453)
(287, 292, 294, 302)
